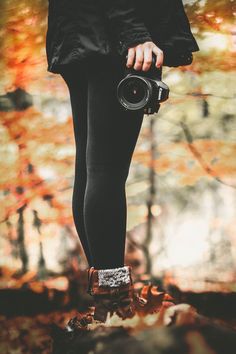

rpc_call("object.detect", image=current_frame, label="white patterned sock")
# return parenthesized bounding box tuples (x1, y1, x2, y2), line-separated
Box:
(97, 266, 131, 287)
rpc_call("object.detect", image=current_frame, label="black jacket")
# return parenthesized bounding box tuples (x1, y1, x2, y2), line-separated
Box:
(46, 0, 199, 74)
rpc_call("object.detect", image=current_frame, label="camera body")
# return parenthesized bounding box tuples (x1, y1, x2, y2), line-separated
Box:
(117, 55, 169, 115)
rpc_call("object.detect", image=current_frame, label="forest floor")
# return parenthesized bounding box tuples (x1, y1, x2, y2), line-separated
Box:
(1, 305, 236, 354)
(1, 266, 236, 354)
(1, 285, 236, 354)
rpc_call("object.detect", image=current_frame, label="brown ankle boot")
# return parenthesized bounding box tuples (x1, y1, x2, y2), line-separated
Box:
(86, 265, 145, 322)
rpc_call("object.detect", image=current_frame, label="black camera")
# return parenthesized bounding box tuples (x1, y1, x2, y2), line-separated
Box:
(117, 54, 169, 115)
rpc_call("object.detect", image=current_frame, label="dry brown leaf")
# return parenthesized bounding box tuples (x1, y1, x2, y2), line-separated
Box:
(135, 284, 174, 317)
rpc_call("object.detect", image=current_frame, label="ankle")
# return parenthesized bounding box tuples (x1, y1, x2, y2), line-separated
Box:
(97, 265, 131, 287)
(86, 265, 133, 296)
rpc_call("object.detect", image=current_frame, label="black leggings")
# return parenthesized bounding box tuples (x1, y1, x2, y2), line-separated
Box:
(60, 54, 144, 270)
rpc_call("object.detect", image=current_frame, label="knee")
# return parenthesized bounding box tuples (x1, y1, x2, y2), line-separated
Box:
(86, 163, 130, 184)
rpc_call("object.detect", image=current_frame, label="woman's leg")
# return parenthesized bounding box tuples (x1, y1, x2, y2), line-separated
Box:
(60, 67, 93, 267)
(84, 55, 145, 269)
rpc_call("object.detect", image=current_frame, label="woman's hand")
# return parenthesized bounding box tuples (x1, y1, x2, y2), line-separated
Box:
(126, 41, 164, 71)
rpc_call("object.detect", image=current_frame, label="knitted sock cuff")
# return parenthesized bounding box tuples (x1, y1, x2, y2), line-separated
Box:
(97, 266, 131, 287)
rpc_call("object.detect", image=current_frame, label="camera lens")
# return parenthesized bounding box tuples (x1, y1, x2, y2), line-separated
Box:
(117, 76, 152, 111)
(123, 78, 146, 104)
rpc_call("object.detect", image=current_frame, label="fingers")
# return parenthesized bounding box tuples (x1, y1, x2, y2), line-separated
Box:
(133, 44, 144, 71)
(126, 47, 135, 68)
(152, 45, 164, 68)
(126, 41, 164, 71)
(142, 44, 153, 71)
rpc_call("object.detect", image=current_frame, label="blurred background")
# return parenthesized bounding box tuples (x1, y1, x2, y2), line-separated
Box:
(0, 1, 236, 352)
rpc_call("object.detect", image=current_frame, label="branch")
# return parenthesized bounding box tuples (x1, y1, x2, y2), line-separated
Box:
(180, 121, 236, 189)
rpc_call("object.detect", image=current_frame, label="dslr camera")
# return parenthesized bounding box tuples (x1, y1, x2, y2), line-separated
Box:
(117, 54, 169, 115)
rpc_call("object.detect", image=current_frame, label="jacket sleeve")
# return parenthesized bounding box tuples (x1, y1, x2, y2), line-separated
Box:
(100, 0, 153, 56)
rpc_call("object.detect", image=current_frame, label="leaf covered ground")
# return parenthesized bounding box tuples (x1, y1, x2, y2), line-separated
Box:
(1, 284, 236, 354)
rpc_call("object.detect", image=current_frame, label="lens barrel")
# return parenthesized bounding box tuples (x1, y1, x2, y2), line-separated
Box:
(117, 75, 153, 111)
